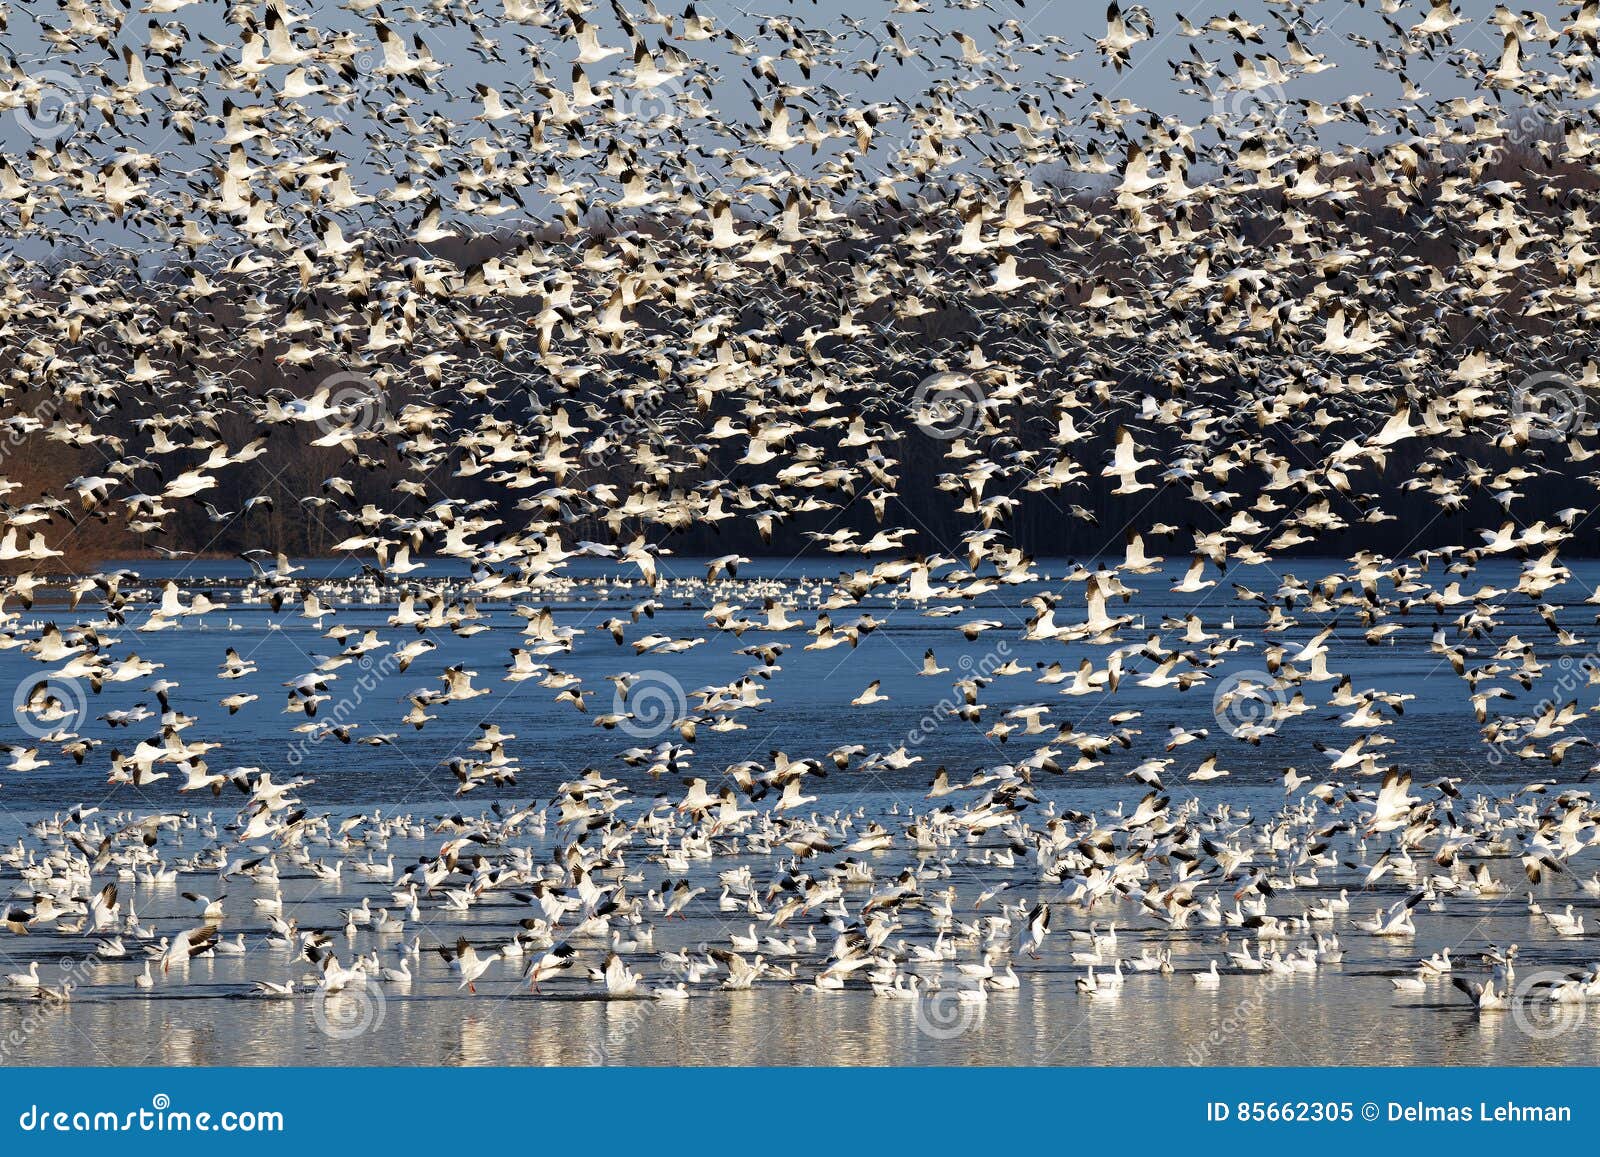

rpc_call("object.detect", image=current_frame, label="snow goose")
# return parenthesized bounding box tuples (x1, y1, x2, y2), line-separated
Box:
(1391, 968, 1428, 994)
(443, 937, 499, 994)
(593, 951, 641, 997)
(1452, 974, 1509, 1011)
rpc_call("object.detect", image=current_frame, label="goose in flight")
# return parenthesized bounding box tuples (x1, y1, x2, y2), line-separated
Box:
(442, 937, 499, 994)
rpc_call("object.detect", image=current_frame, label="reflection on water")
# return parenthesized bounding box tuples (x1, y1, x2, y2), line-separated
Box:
(1, 783, 1598, 1067)
(9, 968, 1600, 1066)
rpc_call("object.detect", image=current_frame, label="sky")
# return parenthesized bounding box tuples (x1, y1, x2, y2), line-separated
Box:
(0, 0, 1572, 254)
